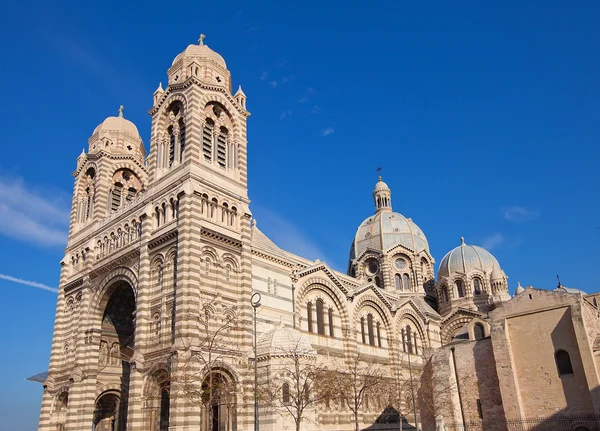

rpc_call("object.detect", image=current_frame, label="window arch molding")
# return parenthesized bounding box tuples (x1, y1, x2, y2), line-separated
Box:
(303, 291, 339, 338)
(354, 296, 392, 347)
(394, 311, 427, 351)
(296, 281, 350, 333)
(454, 278, 465, 298)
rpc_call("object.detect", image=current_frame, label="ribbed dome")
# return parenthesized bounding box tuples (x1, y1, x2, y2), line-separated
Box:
(171, 43, 227, 68)
(351, 211, 429, 259)
(373, 178, 390, 193)
(92, 114, 141, 140)
(256, 324, 314, 358)
(438, 238, 501, 278)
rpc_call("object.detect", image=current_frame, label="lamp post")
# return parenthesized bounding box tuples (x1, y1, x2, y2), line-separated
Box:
(251, 292, 262, 431)
(406, 335, 420, 431)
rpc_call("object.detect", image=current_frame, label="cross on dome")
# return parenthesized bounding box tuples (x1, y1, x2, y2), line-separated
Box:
(198, 33, 206, 45)
(118, 105, 124, 118)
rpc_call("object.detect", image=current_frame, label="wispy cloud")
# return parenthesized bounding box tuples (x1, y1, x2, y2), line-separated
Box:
(322, 128, 335, 137)
(260, 71, 269, 81)
(0, 274, 58, 293)
(268, 76, 294, 88)
(280, 110, 293, 120)
(297, 96, 309, 104)
(502, 206, 539, 222)
(310, 105, 322, 114)
(0, 176, 69, 247)
(252, 204, 332, 264)
(481, 233, 505, 251)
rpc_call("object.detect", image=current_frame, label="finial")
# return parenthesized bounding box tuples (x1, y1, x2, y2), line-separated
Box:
(460, 236, 465, 245)
(556, 274, 561, 287)
(252, 219, 257, 228)
(118, 105, 124, 118)
(79, 148, 85, 157)
(157, 82, 163, 92)
(199, 34, 206, 45)
(376, 166, 382, 181)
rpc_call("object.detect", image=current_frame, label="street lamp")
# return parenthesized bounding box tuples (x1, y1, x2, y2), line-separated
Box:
(406, 335, 420, 431)
(251, 292, 262, 431)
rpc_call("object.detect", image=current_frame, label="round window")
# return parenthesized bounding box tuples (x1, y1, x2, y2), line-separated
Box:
(366, 260, 379, 275)
(395, 259, 407, 270)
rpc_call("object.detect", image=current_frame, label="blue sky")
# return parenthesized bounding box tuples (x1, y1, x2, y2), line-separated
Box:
(1, 1, 600, 429)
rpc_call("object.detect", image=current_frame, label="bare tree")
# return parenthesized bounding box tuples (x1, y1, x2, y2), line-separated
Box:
(259, 332, 337, 431)
(333, 351, 391, 431)
(172, 292, 240, 431)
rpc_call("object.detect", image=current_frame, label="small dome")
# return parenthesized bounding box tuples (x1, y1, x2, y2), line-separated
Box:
(491, 266, 505, 281)
(438, 238, 501, 278)
(93, 115, 141, 140)
(373, 177, 390, 193)
(351, 211, 429, 259)
(516, 282, 525, 295)
(171, 43, 227, 69)
(256, 323, 314, 358)
(89, 107, 145, 159)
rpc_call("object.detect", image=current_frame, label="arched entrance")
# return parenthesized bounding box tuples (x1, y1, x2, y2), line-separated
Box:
(95, 281, 136, 431)
(93, 391, 120, 431)
(201, 370, 236, 431)
(144, 369, 171, 431)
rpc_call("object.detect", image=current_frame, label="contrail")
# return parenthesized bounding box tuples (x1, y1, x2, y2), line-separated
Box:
(0, 273, 58, 293)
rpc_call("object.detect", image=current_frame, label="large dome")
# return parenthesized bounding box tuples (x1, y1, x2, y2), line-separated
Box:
(171, 43, 227, 69)
(351, 211, 429, 259)
(438, 238, 501, 278)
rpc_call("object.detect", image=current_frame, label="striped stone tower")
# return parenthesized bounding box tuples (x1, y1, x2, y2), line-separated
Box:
(38, 34, 252, 431)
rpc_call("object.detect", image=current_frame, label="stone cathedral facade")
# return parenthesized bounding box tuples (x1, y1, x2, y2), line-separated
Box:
(38, 36, 599, 431)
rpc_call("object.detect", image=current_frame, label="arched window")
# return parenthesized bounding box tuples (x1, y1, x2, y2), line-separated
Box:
(406, 326, 413, 354)
(376, 322, 382, 347)
(203, 119, 214, 161)
(473, 278, 482, 295)
(474, 323, 485, 340)
(168, 125, 176, 167)
(316, 299, 325, 335)
(178, 118, 186, 162)
(441, 285, 449, 303)
(403, 274, 411, 291)
(456, 279, 464, 298)
(555, 350, 574, 376)
(217, 127, 228, 168)
(395, 274, 402, 290)
(126, 187, 136, 203)
(328, 308, 334, 337)
(367, 314, 375, 346)
(401, 328, 406, 352)
(155, 207, 161, 227)
(205, 259, 210, 276)
(225, 265, 231, 282)
(221, 203, 228, 223)
(360, 317, 366, 344)
(111, 183, 123, 211)
(307, 303, 313, 333)
(282, 382, 290, 405)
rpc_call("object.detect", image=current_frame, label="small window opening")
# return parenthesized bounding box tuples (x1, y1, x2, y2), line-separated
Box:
(555, 349, 574, 376)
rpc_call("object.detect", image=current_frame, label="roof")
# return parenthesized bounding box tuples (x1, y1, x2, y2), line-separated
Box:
(256, 323, 314, 358)
(438, 238, 501, 278)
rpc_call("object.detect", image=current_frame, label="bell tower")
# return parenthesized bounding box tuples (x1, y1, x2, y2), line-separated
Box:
(147, 34, 250, 201)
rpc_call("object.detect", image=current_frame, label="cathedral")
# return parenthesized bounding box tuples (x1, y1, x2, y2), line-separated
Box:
(36, 36, 600, 431)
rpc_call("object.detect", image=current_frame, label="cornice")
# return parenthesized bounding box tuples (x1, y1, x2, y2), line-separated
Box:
(73, 151, 148, 178)
(63, 277, 84, 293)
(149, 78, 250, 117)
(297, 263, 349, 296)
(201, 227, 242, 250)
(148, 229, 179, 250)
(441, 308, 485, 325)
(89, 248, 140, 280)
